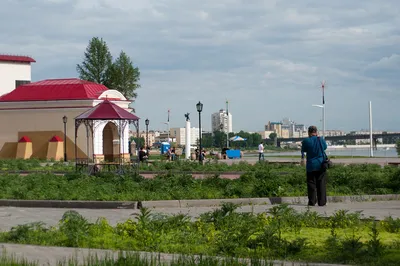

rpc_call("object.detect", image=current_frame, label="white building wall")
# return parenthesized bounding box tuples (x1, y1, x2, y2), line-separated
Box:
(211, 110, 232, 133)
(93, 121, 130, 155)
(169, 128, 186, 146)
(0, 62, 31, 96)
(190, 127, 200, 146)
(169, 127, 200, 146)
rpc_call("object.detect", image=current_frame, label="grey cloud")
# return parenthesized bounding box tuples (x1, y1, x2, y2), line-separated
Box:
(1, 0, 399, 131)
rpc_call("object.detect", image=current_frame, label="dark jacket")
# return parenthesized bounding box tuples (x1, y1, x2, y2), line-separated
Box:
(301, 136, 327, 172)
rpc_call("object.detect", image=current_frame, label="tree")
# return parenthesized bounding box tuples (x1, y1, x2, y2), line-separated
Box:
(107, 51, 141, 99)
(201, 133, 213, 148)
(269, 132, 278, 147)
(77, 37, 141, 100)
(269, 132, 277, 140)
(213, 130, 227, 148)
(397, 140, 400, 156)
(76, 37, 112, 84)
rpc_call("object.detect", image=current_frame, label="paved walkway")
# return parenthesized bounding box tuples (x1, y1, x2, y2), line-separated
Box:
(0, 201, 399, 231)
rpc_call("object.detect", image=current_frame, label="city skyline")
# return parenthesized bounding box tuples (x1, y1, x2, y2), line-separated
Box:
(1, 0, 399, 132)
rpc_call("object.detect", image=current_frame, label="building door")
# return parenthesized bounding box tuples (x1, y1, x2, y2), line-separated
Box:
(103, 122, 118, 162)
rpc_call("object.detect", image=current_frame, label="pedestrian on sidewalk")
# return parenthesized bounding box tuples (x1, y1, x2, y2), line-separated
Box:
(258, 141, 264, 161)
(301, 126, 327, 206)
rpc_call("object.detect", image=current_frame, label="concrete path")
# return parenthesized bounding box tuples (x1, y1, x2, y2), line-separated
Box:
(0, 201, 399, 231)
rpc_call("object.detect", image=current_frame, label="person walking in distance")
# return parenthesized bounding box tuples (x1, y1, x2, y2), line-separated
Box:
(258, 141, 265, 161)
(301, 126, 327, 206)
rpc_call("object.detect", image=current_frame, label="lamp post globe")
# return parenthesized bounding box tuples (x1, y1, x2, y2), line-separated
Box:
(196, 101, 203, 163)
(62, 115, 68, 162)
(196, 101, 203, 113)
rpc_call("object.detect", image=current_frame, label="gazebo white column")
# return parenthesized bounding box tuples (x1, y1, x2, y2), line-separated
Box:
(119, 122, 130, 160)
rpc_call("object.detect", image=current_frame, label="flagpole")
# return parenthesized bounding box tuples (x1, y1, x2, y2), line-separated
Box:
(167, 109, 170, 143)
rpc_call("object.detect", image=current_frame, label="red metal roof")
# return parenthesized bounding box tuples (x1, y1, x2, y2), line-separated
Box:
(0, 78, 109, 102)
(49, 135, 63, 142)
(75, 99, 139, 121)
(0, 54, 36, 63)
(19, 136, 32, 143)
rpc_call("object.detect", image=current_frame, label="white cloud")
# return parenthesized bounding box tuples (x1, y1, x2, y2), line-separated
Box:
(0, 0, 399, 131)
(365, 54, 400, 70)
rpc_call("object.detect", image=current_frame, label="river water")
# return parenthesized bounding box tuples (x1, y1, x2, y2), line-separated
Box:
(261, 147, 398, 158)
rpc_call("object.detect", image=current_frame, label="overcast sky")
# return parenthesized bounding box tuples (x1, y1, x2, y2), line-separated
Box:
(1, 0, 399, 132)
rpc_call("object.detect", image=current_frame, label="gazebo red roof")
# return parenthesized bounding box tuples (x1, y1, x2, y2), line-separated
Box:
(0, 78, 108, 102)
(75, 99, 139, 121)
(0, 54, 36, 63)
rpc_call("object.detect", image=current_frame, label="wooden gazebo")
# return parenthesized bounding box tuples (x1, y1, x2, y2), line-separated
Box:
(74, 99, 140, 174)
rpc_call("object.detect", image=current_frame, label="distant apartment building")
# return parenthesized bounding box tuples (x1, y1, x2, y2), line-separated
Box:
(169, 127, 201, 146)
(294, 124, 306, 132)
(265, 121, 282, 137)
(292, 131, 308, 138)
(129, 130, 157, 147)
(258, 131, 276, 139)
(281, 128, 290, 138)
(265, 119, 310, 139)
(211, 109, 232, 133)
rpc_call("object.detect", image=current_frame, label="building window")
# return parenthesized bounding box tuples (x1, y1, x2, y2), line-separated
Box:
(15, 80, 30, 88)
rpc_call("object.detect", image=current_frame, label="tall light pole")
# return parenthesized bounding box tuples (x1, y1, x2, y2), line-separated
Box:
(196, 101, 203, 163)
(320, 81, 326, 137)
(145, 118, 149, 149)
(369, 101, 374, 157)
(62, 115, 68, 162)
(312, 104, 324, 136)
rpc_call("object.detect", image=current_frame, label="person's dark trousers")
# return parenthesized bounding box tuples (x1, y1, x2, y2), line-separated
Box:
(306, 170, 327, 206)
(259, 153, 264, 161)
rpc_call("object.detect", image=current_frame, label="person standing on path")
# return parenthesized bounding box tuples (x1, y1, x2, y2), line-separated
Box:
(258, 141, 264, 161)
(301, 126, 327, 206)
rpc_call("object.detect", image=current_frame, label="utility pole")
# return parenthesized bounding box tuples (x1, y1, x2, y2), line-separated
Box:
(167, 109, 170, 142)
(321, 80, 326, 137)
(369, 101, 374, 157)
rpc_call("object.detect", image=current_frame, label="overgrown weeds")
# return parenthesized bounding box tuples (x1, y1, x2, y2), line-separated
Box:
(1, 163, 399, 201)
(1, 204, 399, 265)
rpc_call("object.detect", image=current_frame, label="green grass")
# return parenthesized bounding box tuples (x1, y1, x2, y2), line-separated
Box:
(1, 205, 400, 265)
(0, 251, 277, 266)
(0, 162, 399, 201)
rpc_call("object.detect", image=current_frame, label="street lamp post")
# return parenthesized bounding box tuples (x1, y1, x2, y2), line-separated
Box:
(62, 115, 68, 162)
(320, 81, 326, 137)
(145, 118, 149, 149)
(196, 101, 203, 163)
(312, 104, 325, 137)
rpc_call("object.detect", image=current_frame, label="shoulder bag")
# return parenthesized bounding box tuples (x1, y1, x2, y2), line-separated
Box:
(318, 137, 332, 171)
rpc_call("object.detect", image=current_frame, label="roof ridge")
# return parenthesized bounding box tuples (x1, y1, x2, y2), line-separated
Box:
(0, 54, 36, 63)
(0, 53, 34, 57)
(0, 78, 108, 102)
